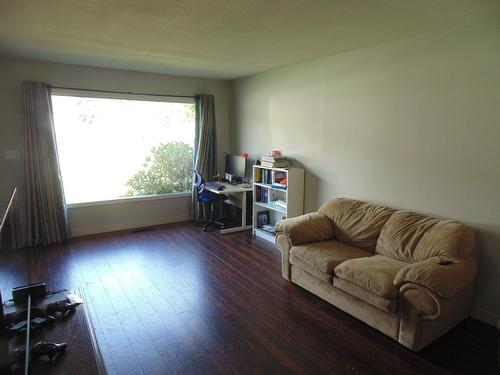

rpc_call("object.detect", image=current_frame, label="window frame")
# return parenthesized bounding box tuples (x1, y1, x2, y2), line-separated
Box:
(50, 88, 196, 207)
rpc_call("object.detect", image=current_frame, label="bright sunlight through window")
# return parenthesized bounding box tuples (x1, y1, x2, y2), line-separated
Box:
(51, 91, 195, 204)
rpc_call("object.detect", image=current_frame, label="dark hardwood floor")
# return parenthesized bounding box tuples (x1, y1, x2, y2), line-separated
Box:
(0, 222, 498, 374)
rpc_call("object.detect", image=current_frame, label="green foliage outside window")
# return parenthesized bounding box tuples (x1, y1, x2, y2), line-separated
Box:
(124, 141, 194, 196)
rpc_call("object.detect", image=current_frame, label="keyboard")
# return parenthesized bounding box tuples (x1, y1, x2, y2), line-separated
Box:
(205, 182, 224, 190)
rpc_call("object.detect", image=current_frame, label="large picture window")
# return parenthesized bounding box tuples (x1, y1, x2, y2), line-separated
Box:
(51, 90, 196, 205)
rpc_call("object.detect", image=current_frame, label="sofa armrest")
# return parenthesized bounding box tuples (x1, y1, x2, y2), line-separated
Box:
(276, 233, 292, 280)
(399, 283, 442, 320)
(394, 257, 477, 299)
(398, 281, 474, 350)
(275, 212, 333, 281)
(274, 212, 333, 246)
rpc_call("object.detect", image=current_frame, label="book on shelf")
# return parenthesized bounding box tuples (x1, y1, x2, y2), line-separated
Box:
(272, 171, 287, 189)
(255, 167, 262, 183)
(274, 171, 287, 182)
(261, 155, 288, 162)
(275, 199, 287, 208)
(261, 161, 289, 168)
(262, 169, 273, 184)
(260, 224, 275, 234)
(271, 184, 287, 190)
(261, 187, 269, 203)
(255, 186, 261, 201)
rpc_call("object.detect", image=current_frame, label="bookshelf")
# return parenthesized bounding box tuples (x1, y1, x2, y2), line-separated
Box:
(252, 165, 304, 243)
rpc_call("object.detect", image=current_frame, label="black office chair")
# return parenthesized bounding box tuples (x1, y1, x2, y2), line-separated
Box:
(194, 170, 227, 231)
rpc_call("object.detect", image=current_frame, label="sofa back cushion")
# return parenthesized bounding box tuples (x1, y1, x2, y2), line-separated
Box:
(318, 198, 395, 252)
(376, 211, 475, 262)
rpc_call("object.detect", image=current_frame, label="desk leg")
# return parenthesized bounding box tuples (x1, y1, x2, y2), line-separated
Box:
(219, 191, 252, 234)
(241, 191, 247, 227)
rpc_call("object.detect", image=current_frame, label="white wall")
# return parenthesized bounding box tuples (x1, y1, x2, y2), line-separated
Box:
(0, 57, 229, 237)
(230, 22, 500, 324)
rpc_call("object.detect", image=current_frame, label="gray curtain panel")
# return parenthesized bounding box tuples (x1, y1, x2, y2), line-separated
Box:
(192, 94, 217, 221)
(24, 81, 69, 247)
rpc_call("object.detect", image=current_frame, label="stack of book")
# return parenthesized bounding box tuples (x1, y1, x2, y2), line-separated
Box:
(260, 224, 275, 234)
(261, 155, 288, 168)
(274, 199, 287, 209)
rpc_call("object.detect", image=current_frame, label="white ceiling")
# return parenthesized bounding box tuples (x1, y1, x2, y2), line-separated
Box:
(0, 1, 498, 79)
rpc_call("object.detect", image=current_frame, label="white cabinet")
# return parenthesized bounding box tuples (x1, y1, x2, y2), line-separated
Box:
(252, 165, 304, 243)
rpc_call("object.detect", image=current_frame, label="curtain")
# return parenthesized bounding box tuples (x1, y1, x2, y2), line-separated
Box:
(192, 94, 217, 221)
(24, 81, 69, 247)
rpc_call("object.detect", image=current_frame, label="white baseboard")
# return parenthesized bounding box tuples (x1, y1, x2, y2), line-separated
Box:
(471, 306, 500, 327)
(70, 215, 190, 237)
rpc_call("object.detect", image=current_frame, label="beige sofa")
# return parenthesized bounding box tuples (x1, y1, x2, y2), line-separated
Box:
(275, 197, 477, 351)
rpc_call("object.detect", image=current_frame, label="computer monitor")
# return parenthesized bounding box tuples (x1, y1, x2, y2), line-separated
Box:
(225, 154, 246, 181)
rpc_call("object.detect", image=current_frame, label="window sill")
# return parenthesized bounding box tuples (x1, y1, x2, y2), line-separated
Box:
(67, 192, 192, 209)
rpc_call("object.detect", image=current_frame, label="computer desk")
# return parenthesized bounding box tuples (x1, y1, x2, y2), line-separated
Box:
(204, 182, 253, 234)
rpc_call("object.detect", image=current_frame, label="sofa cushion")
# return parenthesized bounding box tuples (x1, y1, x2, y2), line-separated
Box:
(289, 239, 372, 276)
(333, 277, 398, 313)
(376, 211, 475, 263)
(274, 212, 333, 246)
(318, 198, 395, 252)
(414, 220, 475, 261)
(290, 256, 333, 283)
(334, 255, 407, 299)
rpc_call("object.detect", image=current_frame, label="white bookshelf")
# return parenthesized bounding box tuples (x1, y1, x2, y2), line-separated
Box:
(252, 165, 304, 243)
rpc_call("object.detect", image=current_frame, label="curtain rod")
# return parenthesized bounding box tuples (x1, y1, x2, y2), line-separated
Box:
(49, 85, 197, 99)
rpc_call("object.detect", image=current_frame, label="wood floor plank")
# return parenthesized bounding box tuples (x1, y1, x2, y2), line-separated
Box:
(0, 222, 498, 374)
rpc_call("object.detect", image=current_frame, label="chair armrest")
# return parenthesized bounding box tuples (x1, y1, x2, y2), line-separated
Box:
(394, 257, 477, 299)
(274, 212, 333, 246)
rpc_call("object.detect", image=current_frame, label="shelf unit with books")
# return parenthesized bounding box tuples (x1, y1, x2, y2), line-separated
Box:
(252, 165, 304, 243)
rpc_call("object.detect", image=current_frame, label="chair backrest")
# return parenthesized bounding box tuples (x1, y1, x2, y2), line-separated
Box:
(194, 170, 205, 194)
(194, 170, 213, 202)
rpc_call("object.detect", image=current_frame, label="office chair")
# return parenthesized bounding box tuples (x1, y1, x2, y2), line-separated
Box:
(194, 170, 227, 231)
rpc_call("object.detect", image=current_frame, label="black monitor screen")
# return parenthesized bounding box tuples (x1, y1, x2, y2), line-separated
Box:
(225, 154, 246, 178)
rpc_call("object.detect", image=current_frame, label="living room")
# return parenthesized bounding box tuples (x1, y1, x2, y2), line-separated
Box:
(1, 1, 499, 374)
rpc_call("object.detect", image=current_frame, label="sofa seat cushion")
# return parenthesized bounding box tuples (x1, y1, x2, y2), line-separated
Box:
(290, 257, 332, 283)
(333, 278, 398, 313)
(289, 240, 372, 278)
(334, 255, 407, 299)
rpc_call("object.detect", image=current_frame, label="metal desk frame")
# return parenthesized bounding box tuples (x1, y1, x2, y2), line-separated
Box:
(204, 182, 253, 234)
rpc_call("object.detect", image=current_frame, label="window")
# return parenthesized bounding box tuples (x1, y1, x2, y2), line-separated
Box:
(51, 90, 196, 204)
